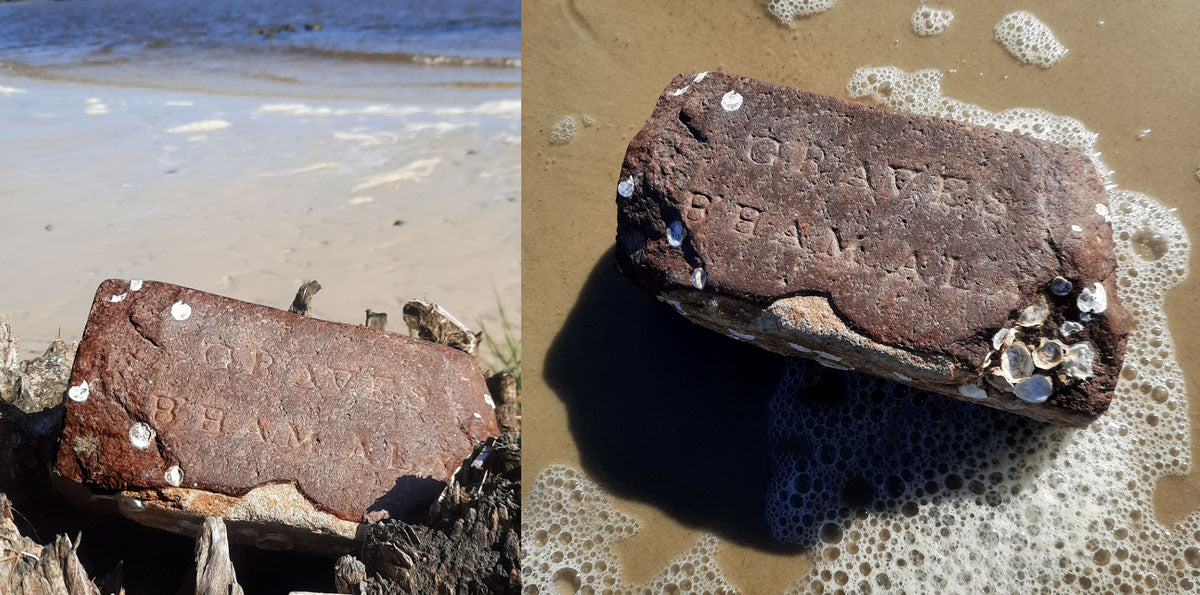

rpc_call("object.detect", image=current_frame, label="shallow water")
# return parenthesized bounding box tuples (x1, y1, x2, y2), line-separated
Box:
(0, 0, 519, 103)
(522, 0, 1200, 592)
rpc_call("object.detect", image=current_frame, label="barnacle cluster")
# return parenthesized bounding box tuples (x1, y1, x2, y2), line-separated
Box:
(963, 276, 1104, 404)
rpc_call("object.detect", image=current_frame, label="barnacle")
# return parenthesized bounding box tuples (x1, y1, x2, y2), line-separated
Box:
(1017, 294, 1049, 327)
(1032, 338, 1066, 369)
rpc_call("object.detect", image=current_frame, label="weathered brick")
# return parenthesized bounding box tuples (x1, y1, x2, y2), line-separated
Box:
(53, 280, 498, 550)
(615, 73, 1130, 426)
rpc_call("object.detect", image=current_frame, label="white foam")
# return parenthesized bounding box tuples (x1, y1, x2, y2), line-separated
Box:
(332, 131, 398, 147)
(750, 64, 1200, 594)
(0, 85, 26, 96)
(350, 158, 441, 192)
(995, 11, 1068, 68)
(550, 115, 577, 145)
(434, 99, 521, 118)
(523, 465, 641, 592)
(254, 103, 423, 118)
(85, 98, 108, 115)
(524, 466, 736, 593)
(163, 100, 193, 107)
(767, 0, 838, 25)
(166, 120, 230, 134)
(911, 6, 954, 37)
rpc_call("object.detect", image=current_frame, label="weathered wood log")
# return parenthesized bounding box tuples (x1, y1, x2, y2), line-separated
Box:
(402, 300, 481, 356)
(194, 517, 243, 595)
(363, 310, 388, 331)
(485, 373, 520, 434)
(288, 281, 322, 317)
(334, 433, 521, 595)
(0, 493, 104, 595)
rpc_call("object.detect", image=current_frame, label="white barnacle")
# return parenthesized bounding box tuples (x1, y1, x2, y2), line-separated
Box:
(666, 220, 685, 248)
(483, 393, 495, 409)
(1050, 276, 1072, 296)
(1062, 342, 1096, 381)
(1060, 321, 1083, 338)
(665, 299, 685, 315)
(1000, 343, 1034, 383)
(958, 384, 988, 400)
(164, 465, 182, 487)
(109, 293, 127, 303)
(788, 342, 812, 353)
(986, 368, 1016, 393)
(991, 327, 1016, 350)
(1076, 282, 1108, 314)
(171, 301, 191, 321)
(693, 71, 709, 83)
(1017, 295, 1049, 327)
(720, 90, 743, 111)
(67, 381, 90, 403)
(728, 329, 756, 341)
(473, 412, 483, 419)
(1071, 224, 1083, 233)
(130, 280, 144, 291)
(672, 85, 690, 96)
(617, 176, 635, 198)
(691, 267, 707, 290)
(1013, 374, 1054, 404)
(129, 422, 155, 450)
(815, 358, 853, 371)
(1096, 203, 1110, 221)
(1032, 338, 1066, 369)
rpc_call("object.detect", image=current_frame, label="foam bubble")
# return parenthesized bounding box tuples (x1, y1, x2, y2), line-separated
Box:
(759, 64, 1199, 594)
(522, 465, 641, 593)
(911, 6, 954, 37)
(994, 11, 1068, 68)
(523, 466, 737, 594)
(550, 116, 577, 145)
(767, 0, 838, 26)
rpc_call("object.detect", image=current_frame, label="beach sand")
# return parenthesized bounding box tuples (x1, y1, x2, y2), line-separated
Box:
(0, 75, 520, 365)
(522, 1, 1200, 592)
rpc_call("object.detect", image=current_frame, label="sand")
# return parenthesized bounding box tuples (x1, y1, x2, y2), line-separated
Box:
(0, 74, 520, 369)
(522, 0, 1200, 592)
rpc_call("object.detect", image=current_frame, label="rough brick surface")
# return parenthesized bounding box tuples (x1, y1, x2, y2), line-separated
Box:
(54, 280, 499, 532)
(615, 73, 1130, 426)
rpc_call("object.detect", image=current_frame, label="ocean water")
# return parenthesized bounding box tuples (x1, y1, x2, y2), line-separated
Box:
(0, 0, 519, 102)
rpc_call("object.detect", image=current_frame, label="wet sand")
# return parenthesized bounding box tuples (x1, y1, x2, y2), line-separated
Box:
(0, 73, 520, 367)
(522, 0, 1200, 591)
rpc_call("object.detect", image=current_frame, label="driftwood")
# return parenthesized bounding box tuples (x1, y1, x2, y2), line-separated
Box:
(334, 432, 521, 594)
(193, 518, 243, 595)
(363, 310, 388, 331)
(402, 301, 481, 356)
(0, 493, 105, 595)
(486, 373, 520, 434)
(288, 281, 322, 317)
(0, 323, 74, 414)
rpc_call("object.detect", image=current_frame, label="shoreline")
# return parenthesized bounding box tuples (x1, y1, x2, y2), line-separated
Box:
(0, 72, 520, 362)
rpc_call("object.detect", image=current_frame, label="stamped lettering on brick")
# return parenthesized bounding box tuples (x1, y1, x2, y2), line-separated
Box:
(54, 279, 500, 523)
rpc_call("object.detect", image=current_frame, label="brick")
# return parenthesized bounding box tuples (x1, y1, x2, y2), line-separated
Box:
(54, 280, 498, 549)
(615, 72, 1130, 426)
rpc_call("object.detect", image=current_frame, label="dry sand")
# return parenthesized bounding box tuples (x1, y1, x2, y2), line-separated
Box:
(522, 0, 1200, 592)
